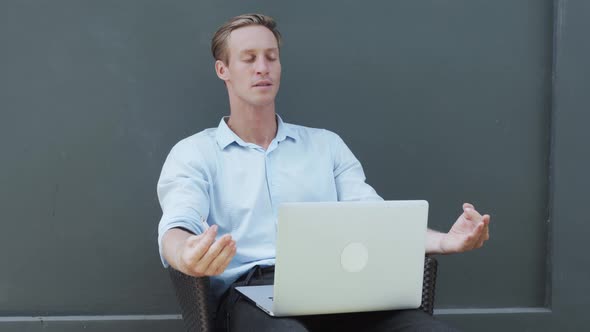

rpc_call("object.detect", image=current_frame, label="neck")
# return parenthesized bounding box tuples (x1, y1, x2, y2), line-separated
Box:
(226, 99, 277, 150)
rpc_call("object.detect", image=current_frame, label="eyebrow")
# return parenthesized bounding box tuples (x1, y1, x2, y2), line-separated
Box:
(239, 48, 279, 56)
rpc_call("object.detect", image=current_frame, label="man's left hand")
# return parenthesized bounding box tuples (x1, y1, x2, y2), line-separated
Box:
(437, 203, 491, 254)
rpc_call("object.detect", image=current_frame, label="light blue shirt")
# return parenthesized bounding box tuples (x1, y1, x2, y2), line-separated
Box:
(157, 115, 382, 301)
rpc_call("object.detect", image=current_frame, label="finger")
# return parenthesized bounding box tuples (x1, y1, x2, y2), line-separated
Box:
(457, 223, 483, 251)
(216, 243, 237, 275)
(187, 225, 217, 248)
(186, 226, 218, 264)
(463, 207, 483, 222)
(212, 243, 236, 275)
(468, 223, 485, 247)
(463, 203, 474, 210)
(195, 234, 233, 270)
(207, 241, 237, 275)
(462, 232, 480, 251)
(218, 242, 238, 273)
(476, 224, 489, 244)
(480, 215, 490, 241)
(181, 236, 209, 267)
(477, 224, 489, 247)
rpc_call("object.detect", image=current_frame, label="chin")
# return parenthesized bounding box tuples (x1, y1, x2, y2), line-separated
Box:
(250, 96, 277, 107)
(252, 101, 275, 108)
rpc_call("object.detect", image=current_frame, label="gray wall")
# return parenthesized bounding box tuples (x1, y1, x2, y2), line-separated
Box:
(0, 0, 587, 330)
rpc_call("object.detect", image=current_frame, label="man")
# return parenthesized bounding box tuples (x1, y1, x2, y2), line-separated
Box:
(158, 13, 490, 331)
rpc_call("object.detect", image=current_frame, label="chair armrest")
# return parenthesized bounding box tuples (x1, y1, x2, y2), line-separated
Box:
(419, 255, 438, 315)
(168, 268, 213, 332)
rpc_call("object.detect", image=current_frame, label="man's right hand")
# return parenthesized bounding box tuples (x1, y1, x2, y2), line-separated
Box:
(164, 225, 237, 277)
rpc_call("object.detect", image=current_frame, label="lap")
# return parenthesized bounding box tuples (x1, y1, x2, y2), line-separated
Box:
(228, 303, 458, 332)
(220, 268, 459, 332)
(228, 296, 309, 332)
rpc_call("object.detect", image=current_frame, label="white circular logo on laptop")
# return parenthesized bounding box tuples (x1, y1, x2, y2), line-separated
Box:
(340, 242, 369, 272)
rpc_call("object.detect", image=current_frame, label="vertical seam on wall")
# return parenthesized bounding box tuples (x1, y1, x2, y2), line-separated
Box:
(546, 0, 567, 310)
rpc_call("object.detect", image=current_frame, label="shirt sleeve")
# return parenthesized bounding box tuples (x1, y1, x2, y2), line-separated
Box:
(327, 131, 384, 202)
(156, 140, 211, 267)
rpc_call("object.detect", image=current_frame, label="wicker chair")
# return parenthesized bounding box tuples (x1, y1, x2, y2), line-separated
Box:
(169, 256, 438, 332)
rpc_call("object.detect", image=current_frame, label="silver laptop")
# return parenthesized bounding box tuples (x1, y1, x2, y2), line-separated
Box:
(235, 200, 428, 317)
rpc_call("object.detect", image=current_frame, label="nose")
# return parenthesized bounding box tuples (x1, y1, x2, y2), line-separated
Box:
(254, 57, 270, 75)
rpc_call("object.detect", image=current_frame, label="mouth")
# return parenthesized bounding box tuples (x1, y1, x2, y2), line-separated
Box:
(253, 80, 273, 87)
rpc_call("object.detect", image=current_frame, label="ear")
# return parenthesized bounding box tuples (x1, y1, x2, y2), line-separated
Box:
(215, 60, 230, 81)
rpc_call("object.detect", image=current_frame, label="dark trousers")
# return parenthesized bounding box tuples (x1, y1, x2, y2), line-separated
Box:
(217, 266, 460, 332)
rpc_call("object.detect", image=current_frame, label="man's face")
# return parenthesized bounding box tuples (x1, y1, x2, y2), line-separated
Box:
(217, 25, 281, 108)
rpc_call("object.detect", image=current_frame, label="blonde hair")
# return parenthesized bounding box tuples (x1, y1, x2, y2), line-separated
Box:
(211, 13, 282, 64)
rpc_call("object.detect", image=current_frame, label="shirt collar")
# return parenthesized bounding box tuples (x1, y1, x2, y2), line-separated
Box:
(276, 114, 299, 143)
(215, 116, 239, 149)
(215, 114, 299, 150)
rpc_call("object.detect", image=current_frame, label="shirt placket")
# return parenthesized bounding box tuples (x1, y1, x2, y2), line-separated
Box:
(265, 140, 280, 226)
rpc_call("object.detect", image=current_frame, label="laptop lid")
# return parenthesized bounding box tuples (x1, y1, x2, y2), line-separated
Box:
(271, 200, 428, 316)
